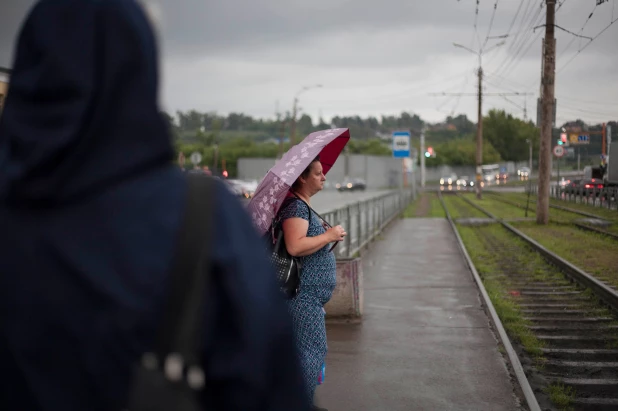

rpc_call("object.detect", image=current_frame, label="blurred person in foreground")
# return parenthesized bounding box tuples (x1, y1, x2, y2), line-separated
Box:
(0, 0, 308, 410)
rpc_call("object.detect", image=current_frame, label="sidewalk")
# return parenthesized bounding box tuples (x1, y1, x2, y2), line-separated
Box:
(316, 218, 524, 411)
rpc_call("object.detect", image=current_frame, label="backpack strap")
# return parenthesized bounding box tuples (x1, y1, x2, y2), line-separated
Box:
(154, 174, 214, 368)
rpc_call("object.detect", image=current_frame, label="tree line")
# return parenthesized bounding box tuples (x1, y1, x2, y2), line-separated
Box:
(164, 108, 615, 177)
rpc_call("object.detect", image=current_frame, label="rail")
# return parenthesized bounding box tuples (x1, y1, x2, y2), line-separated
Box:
(437, 192, 542, 411)
(457, 193, 618, 312)
(321, 189, 416, 258)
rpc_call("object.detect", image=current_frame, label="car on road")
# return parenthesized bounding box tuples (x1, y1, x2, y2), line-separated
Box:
(336, 178, 367, 192)
(456, 176, 474, 188)
(440, 174, 458, 186)
(517, 167, 531, 178)
(498, 167, 509, 180)
(570, 178, 604, 197)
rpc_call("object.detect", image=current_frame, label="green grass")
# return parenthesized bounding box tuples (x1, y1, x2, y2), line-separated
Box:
(457, 224, 546, 358)
(482, 193, 584, 223)
(543, 383, 575, 410)
(461, 193, 535, 220)
(402, 196, 421, 218)
(442, 195, 489, 219)
(504, 192, 618, 223)
(513, 222, 618, 289)
(403, 193, 445, 218)
(429, 195, 446, 218)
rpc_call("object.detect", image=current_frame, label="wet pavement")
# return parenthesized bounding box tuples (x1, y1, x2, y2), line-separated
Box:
(316, 218, 524, 411)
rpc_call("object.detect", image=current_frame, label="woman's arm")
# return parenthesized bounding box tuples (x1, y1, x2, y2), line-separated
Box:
(281, 217, 331, 257)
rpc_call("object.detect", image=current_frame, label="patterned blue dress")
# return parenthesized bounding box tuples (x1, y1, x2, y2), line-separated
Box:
(277, 198, 337, 403)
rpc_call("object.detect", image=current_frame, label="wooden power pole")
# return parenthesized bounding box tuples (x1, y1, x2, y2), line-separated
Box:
(476, 66, 484, 200)
(536, 0, 556, 225)
(289, 97, 298, 147)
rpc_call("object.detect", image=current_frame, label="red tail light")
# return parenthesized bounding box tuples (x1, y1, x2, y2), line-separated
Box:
(598, 185, 604, 188)
(585, 184, 592, 188)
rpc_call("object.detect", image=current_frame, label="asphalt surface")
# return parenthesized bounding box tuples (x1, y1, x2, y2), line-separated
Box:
(315, 219, 523, 410)
(242, 189, 395, 212)
(309, 189, 395, 214)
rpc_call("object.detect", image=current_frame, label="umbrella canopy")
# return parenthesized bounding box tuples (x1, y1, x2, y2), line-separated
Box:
(248, 128, 350, 235)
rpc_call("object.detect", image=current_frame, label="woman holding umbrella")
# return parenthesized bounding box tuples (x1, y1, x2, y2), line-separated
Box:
(278, 156, 346, 410)
(248, 129, 351, 410)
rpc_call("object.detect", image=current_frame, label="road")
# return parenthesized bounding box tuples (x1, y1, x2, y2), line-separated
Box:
(310, 189, 395, 214)
(242, 189, 395, 213)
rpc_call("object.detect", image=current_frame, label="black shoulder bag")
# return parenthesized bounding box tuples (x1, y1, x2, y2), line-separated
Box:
(126, 174, 214, 411)
(267, 197, 311, 300)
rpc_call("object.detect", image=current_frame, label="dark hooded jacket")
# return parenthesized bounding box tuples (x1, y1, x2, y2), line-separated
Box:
(0, 1, 308, 410)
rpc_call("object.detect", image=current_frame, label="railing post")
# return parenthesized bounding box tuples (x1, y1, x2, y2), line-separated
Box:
(356, 202, 362, 250)
(345, 205, 352, 257)
(365, 200, 370, 245)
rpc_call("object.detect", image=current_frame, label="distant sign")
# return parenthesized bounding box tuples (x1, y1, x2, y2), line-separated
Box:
(392, 131, 411, 158)
(553, 145, 565, 158)
(190, 151, 203, 165)
(568, 134, 589, 145)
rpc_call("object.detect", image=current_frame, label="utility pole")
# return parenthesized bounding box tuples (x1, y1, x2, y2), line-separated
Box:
(476, 67, 484, 199)
(445, 41, 505, 198)
(536, 0, 556, 225)
(289, 97, 299, 146)
(420, 128, 426, 188)
(529, 140, 533, 175)
(289, 84, 322, 147)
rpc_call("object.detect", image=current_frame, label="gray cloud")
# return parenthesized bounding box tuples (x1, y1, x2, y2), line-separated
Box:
(1, 0, 617, 124)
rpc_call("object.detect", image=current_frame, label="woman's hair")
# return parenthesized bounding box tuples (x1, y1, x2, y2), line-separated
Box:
(292, 156, 321, 190)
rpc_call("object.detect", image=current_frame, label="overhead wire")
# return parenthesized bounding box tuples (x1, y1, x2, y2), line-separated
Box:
(557, 15, 618, 74)
(493, 1, 545, 81)
(482, 0, 501, 49)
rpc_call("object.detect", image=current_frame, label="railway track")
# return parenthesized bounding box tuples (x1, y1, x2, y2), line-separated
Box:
(439, 192, 618, 411)
(484, 191, 618, 242)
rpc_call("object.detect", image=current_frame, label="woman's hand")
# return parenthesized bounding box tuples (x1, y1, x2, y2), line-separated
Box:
(325, 225, 347, 242)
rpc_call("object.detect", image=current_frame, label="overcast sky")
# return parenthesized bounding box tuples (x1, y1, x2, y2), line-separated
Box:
(1, 0, 617, 125)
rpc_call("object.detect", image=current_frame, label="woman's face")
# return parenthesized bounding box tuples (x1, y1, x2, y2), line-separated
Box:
(301, 161, 326, 195)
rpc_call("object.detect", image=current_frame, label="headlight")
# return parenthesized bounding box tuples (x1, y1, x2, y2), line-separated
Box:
(440, 179, 444, 184)
(347, 183, 352, 188)
(336, 183, 341, 189)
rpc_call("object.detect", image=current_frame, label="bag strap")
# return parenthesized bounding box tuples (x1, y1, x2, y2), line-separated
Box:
(154, 174, 214, 367)
(291, 193, 331, 225)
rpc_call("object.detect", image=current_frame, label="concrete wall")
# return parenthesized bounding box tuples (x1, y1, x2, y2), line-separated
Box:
(325, 258, 363, 321)
(238, 155, 405, 189)
(238, 156, 531, 187)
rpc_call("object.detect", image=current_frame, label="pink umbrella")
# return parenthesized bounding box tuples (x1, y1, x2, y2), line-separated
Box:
(248, 128, 350, 235)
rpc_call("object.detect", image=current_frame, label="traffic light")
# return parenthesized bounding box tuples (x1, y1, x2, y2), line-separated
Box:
(425, 146, 435, 158)
(557, 138, 563, 146)
(560, 133, 568, 146)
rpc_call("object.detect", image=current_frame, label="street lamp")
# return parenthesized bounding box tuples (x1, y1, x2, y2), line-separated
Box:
(452, 40, 505, 199)
(289, 84, 323, 146)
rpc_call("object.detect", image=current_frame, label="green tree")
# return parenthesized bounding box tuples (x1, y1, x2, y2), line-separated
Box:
(483, 109, 538, 162)
(424, 136, 502, 167)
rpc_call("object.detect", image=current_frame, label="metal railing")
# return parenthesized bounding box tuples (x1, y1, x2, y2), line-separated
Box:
(527, 184, 618, 211)
(321, 189, 416, 258)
